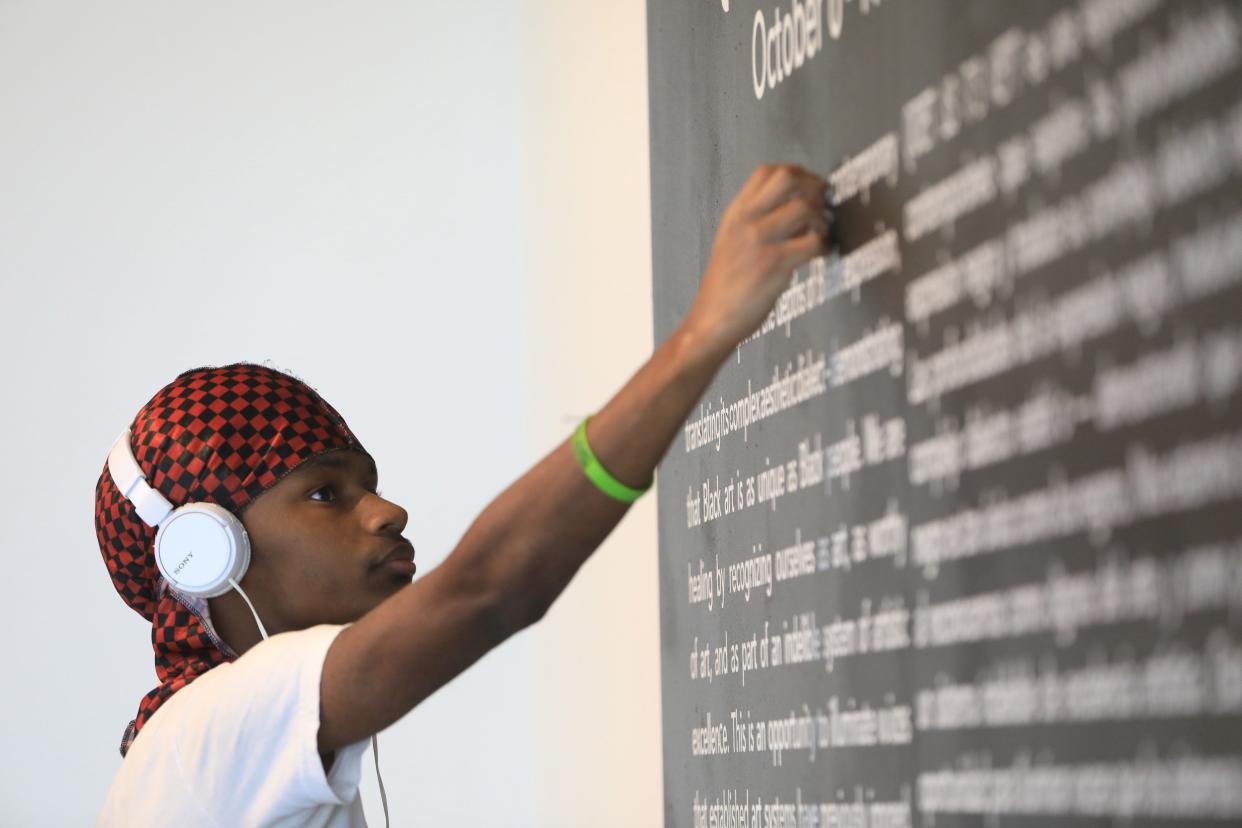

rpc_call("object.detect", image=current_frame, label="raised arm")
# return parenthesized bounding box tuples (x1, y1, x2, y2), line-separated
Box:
(318, 164, 830, 752)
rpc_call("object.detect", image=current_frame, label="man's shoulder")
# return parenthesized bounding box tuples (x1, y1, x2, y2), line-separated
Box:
(137, 624, 350, 746)
(100, 623, 368, 826)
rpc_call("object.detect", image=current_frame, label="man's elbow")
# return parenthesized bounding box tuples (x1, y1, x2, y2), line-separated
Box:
(489, 582, 550, 635)
(463, 539, 555, 635)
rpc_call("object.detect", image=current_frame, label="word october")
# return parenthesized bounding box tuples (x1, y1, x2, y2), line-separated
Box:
(752, 0, 825, 101)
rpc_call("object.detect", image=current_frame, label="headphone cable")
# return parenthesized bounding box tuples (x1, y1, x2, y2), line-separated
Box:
(372, 734, 391, 828)
(227, 577, 270, 641)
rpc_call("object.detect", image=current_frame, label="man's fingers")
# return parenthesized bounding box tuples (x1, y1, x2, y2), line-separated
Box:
(750, 164, 826, 215)
(758, 195, 830, 241)
(777, 228, 830, 272)
(735, 163, 783, 202)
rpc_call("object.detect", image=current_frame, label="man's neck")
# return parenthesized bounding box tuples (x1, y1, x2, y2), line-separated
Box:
(207, 591, 275, 656)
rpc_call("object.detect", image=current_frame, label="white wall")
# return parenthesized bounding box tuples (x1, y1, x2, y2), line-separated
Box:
(0, 2, 660, 826)
(518, 4, 663, 827)
(0, 3, 536, 825)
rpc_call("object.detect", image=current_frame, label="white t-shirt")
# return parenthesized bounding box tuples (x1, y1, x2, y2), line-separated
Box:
(97, 624, 373, 828)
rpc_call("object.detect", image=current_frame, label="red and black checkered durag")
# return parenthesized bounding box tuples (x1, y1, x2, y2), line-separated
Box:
(94, 362, 369, 757)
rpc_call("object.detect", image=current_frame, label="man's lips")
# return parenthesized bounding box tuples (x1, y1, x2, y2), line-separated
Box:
(375, 541, 417, 576)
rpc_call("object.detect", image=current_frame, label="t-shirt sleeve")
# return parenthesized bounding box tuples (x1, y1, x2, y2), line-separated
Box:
(170, 623, 371, 824)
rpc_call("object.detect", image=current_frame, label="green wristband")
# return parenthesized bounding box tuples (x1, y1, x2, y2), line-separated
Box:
(572, 415, 650, 503)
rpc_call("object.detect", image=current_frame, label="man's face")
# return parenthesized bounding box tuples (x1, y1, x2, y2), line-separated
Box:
(233, 448, 416, 630)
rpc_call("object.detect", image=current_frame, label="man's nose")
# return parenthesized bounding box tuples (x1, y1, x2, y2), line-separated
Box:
(364, 493, 408, 535)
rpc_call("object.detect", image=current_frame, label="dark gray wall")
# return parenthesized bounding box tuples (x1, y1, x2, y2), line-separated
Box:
(649, 1, 1242, 825)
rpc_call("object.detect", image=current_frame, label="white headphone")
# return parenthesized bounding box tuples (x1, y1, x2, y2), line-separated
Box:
(106, 428, 267, 636)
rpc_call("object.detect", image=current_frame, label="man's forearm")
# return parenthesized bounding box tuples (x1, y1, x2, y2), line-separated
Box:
(451, 320, 730, 630)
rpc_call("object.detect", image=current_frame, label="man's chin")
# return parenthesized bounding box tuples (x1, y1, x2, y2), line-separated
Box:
(366, 572, 415, 605)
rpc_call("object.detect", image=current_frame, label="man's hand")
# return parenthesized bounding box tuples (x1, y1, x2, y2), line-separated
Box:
(683, 164, 831, 359)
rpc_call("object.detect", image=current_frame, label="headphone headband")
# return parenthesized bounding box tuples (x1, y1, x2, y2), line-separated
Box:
(105, 428, 251, 599)
(107, 429, 174, 528)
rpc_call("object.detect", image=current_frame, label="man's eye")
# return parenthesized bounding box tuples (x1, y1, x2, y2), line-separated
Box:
(309, 485, 336, 503)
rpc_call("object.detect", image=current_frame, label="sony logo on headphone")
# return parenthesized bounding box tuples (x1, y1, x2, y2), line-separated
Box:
(173, 551, 194, 575)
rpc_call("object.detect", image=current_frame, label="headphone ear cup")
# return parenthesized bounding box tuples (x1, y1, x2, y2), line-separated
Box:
(154, 503, 251, 598)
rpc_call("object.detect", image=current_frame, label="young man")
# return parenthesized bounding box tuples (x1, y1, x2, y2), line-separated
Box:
(95, 163, 830, 826)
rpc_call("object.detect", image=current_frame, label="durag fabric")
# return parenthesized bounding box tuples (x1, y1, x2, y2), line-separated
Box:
(94, 362, 370, 757)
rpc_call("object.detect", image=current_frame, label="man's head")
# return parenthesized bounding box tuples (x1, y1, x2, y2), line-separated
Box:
(216, 441, 415, 646)
(95, 361, 413, 754)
